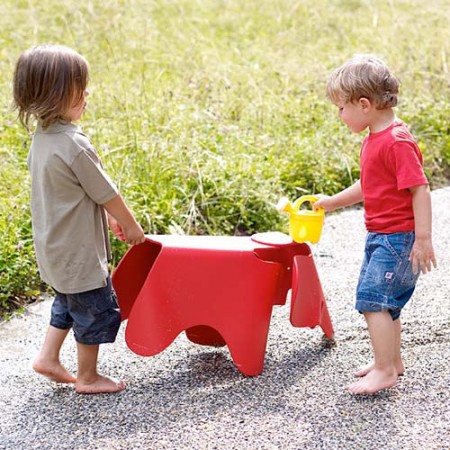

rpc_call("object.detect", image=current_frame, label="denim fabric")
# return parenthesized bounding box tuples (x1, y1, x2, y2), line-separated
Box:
(356, 232, 419, 321)
(50, 276, 121, 344)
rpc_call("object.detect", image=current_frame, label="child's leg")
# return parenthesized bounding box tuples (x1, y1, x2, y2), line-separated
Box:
(347, 311, 398, 394)
(392, 318, 404, 374)
(353, 317, 404, 377)
(32, 325, 76, 383)
(74, 343, 126, 394)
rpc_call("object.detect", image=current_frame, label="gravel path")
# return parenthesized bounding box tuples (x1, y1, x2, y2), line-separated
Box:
(1, 187, 449, 450)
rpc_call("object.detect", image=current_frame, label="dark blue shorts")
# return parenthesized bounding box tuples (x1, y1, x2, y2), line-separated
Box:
(356, 232, 420, 321)
(50, 276, 121, 345)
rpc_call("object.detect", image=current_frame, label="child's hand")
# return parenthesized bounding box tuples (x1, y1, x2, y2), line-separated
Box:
(409, 236, 437, 274)
(108, 216, 126, 241)
(313, 194, 336, 212)
(122, 223, 146, 246)
(103, 196, 146, 245)
(108, 214, 145, 245)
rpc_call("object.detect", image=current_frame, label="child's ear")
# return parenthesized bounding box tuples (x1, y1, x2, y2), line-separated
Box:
(359, 97, 371, 110)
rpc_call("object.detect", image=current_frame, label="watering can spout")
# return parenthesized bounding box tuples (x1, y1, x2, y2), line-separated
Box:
(276, 195, 325, 244)
(276, 197, 294, 213)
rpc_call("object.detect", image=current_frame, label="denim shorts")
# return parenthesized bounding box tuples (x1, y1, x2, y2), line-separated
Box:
(50, 276, 121, 345)
(356, 232, 420, 321)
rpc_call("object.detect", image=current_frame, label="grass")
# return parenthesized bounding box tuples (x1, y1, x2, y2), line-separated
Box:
(1, 0, 449, 314)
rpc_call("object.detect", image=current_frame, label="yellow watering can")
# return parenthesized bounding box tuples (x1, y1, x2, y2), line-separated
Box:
(276, 195, 325, 244)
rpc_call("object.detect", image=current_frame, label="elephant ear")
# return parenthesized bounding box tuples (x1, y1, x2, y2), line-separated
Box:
(252, 232, 311, 306)
(112, 239, 162, 320)
(290, 254, 334, 339)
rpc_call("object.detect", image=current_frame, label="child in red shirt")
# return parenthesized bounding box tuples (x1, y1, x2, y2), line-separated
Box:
(315, 54, 437, 395)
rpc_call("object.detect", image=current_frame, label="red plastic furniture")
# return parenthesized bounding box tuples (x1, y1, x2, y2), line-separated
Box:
(112, 232, 333, 376)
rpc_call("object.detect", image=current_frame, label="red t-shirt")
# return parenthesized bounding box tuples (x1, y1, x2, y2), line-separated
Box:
(360, 121, 428, 233)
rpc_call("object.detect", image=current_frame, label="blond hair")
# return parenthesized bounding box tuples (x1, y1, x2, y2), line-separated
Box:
(326, 54, 399, 110)
(13, 44, 89, 129)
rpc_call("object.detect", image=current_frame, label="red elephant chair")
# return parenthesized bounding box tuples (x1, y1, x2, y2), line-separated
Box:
(112, 232, 333, 376)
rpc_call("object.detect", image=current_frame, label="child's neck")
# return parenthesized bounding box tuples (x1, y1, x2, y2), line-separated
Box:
(368, 109, 396, 134)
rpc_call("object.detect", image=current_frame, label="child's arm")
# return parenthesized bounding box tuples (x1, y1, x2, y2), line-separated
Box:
(409, 184, 437, 274)
(102, 194, 145, 245)
(314, 180, 363, 212)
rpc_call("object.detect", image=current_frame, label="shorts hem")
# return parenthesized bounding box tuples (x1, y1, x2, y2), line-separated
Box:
(356, 299, 402, 320)
(356, 299, 391, 313)
(74, 335, 118, 345)
(49, 321, 72, 331)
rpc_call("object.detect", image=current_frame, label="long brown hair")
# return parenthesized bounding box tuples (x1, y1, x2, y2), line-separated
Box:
(13, 44, 89, 129)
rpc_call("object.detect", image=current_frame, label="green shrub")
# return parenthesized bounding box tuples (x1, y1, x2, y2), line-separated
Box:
(0, 133, 41, 312)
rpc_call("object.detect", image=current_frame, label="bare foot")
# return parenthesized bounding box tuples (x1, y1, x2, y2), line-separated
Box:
(33, 358, 76, 384)
(347, 368, 398, 395)
(354, 361, 404, 378)
(75, 375, 126, 394)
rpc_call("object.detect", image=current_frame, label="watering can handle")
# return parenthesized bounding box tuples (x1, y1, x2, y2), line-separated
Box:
(292, 195, 324, 215)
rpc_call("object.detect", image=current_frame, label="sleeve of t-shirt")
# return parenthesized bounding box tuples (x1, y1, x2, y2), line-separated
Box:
(389, 140, 428, 191)
(70, 146, 119, 205)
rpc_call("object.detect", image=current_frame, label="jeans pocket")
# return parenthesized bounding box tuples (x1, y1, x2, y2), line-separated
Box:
(401, 260, 420, 286)
(384, 233, 419, 287)
(383, 233, 409, 262)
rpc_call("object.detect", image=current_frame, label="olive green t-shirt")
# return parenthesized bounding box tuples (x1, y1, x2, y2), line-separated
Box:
(27, 121, 119, 294)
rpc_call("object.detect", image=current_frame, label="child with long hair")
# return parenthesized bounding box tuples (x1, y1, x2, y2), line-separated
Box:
(13, 44, 146, 394)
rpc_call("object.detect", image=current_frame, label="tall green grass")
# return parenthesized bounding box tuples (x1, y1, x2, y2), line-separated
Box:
(1, 0, 449, 314)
